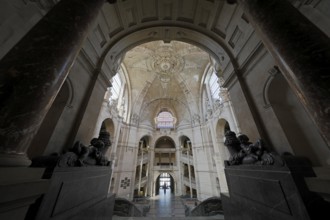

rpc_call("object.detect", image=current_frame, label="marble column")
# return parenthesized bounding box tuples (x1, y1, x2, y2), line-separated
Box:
(230, 0, 330, 146)
(0, 0, 114, 166)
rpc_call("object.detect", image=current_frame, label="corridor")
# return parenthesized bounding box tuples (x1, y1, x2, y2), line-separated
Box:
(113, 188, 225, 220)
(146, 188, 185, 217)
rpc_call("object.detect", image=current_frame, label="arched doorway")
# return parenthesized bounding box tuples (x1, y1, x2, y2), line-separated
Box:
(100, 118, 114, 139)
(216, 118, 231, 160)
(155, 172, 174, 195)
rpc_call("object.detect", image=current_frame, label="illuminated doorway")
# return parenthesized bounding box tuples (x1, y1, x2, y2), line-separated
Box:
(155, 173, 174, 195)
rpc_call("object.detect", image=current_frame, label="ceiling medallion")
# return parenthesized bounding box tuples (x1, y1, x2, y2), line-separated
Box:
(149, 46, 185, 82)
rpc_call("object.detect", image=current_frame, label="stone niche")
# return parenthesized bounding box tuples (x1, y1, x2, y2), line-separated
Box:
(26, 166, 114, 220)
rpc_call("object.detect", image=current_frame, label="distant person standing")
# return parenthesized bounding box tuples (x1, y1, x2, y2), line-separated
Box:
(163, 183, 167, 194)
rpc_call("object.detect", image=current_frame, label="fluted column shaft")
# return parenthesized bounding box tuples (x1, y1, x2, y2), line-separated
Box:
(0, 0, 109, 166)
(232, 0, 330, 146)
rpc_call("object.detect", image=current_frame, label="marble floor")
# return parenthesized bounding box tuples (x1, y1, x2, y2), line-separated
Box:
(113, 188, 225, 220)
(146, 188, 185, 217)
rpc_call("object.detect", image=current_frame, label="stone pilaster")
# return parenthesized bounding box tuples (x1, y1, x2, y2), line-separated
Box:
(229, 0, 330, 147)
(0, 0, 112, 166)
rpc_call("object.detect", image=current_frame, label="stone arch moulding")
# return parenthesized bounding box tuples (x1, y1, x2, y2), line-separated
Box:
(64, 77, 75, 109)
(178, 135, 192, 148)
(216, 118, 231, 140)
(119, 63, 132, 122)
(179, 134, 192, 141)
(98, 26, 238, 76)
(154, 136, 176, 148)
(138, 135, 152, 145)
(199, 63, 213, 98)
(262, 66, 281, 109)
(101, 118, 115, 138)
(154, 171, 176, 183)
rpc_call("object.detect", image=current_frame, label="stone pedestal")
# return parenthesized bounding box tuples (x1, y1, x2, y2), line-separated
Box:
(0, 168, 50, 220)
(30, 166, 113, 220)
(222, 157, 330, 220)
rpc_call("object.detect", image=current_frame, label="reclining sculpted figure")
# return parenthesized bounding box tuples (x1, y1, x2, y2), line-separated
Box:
(67, 138, 110, 167)
(31, 128, 111, 167)
(224, 131, 282, 166)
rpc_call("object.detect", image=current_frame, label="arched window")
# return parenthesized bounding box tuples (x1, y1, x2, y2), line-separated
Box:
(155, 111, 176, 129)
(103, 69, 129, 122)
(110, 72, 121, 102)
(209, 71, 221, 101)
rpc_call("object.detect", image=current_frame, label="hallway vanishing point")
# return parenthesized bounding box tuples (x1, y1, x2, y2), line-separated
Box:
(113, 188, 225, 220)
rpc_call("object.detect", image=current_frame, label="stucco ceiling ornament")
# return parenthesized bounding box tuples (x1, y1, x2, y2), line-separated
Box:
(131, 113, 139, 126)
(149, 46, 185, 84)
(192, 113, 201, 126)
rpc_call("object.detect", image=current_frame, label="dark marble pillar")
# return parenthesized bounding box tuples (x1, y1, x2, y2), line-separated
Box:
(0, 0, 113, 166)
(230, 0, 330, 147)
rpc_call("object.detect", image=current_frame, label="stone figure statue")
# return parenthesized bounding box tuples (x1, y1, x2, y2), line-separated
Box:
(223, 131, 242, 165)
(224, 131, 282, 166)
(31, 128, 111, 168)
(65, 138, 109, 167)
(58, 128, 111, 167)
(237, 134, 263, 164)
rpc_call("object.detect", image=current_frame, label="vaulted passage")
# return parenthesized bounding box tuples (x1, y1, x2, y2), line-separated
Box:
(1, 0, 330, 220)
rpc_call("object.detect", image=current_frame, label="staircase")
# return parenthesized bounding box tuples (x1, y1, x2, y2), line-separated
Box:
(305, 166, 330, 202)
(112, 194, 225, 220)
(112, 216, 224, 220)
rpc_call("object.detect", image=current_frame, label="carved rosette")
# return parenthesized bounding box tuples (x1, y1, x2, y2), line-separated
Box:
(148, 46, 185, 83)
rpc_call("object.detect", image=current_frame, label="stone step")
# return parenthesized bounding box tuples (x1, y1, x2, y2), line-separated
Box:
(305, 177, 330, 202)
(112, 216, 224, 220)
(312, 166, 330, 179)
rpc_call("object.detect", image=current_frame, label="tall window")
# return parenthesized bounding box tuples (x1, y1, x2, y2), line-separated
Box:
(110, 73, 121, 101)
(155, 111, 175, 129)
(209, 71, 221, 101)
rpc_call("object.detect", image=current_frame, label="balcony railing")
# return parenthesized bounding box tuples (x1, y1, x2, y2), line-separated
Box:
(183, 176, 196, 188)
(135, 176, 148, 188)
(153, 164, 177, 171)
(181, 154, 193, 164)
(137, 154, 149, 163)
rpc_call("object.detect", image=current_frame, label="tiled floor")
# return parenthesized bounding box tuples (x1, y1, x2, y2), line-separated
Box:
(112, 189, 225, 219)
(146, 189, 185, 217)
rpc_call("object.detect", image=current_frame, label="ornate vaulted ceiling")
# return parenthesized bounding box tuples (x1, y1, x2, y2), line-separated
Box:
(122, 40, 210, 128)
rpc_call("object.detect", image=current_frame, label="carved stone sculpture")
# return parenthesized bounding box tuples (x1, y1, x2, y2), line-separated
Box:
(223, 131, 242, 165)
(58, 129, 111, 167)
(31, 129, 111, 168)
(224, 131, 283, 166)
